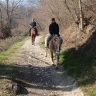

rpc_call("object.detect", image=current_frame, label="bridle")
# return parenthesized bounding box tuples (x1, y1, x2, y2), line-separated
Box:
(53, 36, 60, 55)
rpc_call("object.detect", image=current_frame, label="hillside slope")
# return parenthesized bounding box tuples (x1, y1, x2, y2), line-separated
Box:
(60, 25, 96, 96)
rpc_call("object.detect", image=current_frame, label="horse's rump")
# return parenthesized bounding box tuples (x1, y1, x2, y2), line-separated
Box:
(31, 28, 36, 35)
(31, 28, 37, 45)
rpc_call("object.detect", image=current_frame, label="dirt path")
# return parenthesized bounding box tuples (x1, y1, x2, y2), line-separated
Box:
(9, 36, 84, 96)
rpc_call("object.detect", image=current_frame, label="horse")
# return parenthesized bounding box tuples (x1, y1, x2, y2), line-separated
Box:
(45, 34, 61, 68)
(31, 28, 37, 45)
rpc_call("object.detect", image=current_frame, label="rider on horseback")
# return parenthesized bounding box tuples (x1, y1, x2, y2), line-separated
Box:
(46, 18, 63, 48)
(29, 18, 38, 36)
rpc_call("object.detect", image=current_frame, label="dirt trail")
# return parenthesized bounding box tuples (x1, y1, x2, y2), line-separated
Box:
(9, 36, 84, 96)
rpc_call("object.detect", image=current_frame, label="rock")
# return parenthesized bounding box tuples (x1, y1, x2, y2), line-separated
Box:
(12, 82, 20, 96)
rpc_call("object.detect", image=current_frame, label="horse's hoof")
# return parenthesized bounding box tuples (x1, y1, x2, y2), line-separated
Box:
(56, 66, 59, 70)
(52, 64, 56, 66)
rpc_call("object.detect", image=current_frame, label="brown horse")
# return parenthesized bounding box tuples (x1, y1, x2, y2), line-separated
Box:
(45, 34, 61, 68)
(31, 28, 37, 45)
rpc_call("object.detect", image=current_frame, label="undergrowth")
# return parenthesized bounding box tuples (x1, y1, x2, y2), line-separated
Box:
(60, 48, 96, 96)
(0, 36, 29, 63)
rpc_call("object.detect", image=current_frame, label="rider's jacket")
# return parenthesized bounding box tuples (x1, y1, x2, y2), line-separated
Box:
(49, 22, 60, 36)
(30, 21, 36, 28)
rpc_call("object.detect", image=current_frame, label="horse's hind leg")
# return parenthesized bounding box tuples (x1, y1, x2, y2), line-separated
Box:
(56, 55, 59, 69)
(50, 50, 54, 65)
(31, 36, 35, 45)
(32, 35, 35, 45)
(33, 36, 36, 45)
(32, 38, 33, 45)
(31, 37, 33, 45)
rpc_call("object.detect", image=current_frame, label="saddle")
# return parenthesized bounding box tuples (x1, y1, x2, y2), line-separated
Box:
(49, 35, 60, 47)
(29, 28, 38, 36)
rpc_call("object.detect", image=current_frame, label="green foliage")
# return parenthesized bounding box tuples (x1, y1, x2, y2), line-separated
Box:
(60, 48, 95, 84)
(0, 36, 24, 52)
(60, 48, 96, 95)
(90, 88, 96, 96)
(0, 37, 29, 63)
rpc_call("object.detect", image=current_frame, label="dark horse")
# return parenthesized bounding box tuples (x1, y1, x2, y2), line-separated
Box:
(31, 28, 37, 45)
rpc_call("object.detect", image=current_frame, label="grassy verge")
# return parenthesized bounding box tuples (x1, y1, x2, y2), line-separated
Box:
(0, 37, 29, 63)
(39, 36, 45, 49)
(60, 48, 96, 96)
(90, 88, 96, 96)
(0, 34, 30, 95)
(0, 36, 29, 95)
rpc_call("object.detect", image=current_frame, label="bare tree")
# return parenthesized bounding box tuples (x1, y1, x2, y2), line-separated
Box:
(0, 0, 22, 37)
(29, 0, 96, 50)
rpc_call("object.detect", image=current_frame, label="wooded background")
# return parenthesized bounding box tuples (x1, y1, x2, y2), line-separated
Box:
(34, 0, 96, 50)
(0, 1, 96, 95)
(0, 0, 96, 50)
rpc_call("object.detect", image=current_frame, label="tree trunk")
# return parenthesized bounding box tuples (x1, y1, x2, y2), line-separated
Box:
(6, 0, 12, 37)
(79, 0, 83, 31)
(76, 0, 83, 50)
(0, 8, 3, 32)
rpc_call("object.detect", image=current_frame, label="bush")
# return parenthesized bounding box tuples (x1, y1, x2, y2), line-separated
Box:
(0, 36, 25, 53)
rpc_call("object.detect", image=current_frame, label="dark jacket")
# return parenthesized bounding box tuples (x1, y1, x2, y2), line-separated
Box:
(49, 22, 60, 36)
(30, 21, 36, 28)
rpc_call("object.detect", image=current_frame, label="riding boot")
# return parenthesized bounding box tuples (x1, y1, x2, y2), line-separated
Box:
(47, 38, 51, 48)
(60, 39, 63, 50)
(29, 28, 31, 36)
(47, 43, 49, 48)
(61, 38, 63, 44)
(59, 45, 62, 50)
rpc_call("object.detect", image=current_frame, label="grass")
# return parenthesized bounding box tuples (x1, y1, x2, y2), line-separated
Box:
(0, 37, 29, 63)
(60, 48, 96, 96)
(0, 36, 24, 52)
(0, 36, 29, 96)
(39, 37, 45, 49)
(90, 88, 96, 96)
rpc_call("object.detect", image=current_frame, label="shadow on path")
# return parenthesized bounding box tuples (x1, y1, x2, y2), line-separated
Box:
(0, 63, 75, 95)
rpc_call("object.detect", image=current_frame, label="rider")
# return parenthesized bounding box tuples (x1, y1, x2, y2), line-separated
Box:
(29, 18, 38, 36)
(46, 18, 62, 47)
